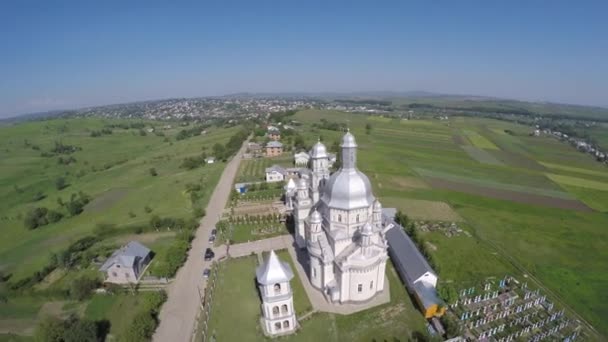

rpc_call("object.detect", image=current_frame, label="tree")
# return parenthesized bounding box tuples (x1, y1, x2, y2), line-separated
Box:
(55, 177, 68, 190)
(212, 143, 225, 160)
(365, 123, 372, 134)
(24, 207, 49, 229)
(123, 311, 156, 342)
(35, 316, 65, 342)
(47, 210, 63, 223)
(63, 316, 97, 342)
(70, 275, 99, 301)
(149, 168, 158, 176)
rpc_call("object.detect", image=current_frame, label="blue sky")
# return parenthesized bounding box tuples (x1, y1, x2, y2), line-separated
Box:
(0, 1, 607, 117)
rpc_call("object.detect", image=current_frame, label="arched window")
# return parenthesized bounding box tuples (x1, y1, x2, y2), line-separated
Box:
(356, 214, 360, 223)
(272, 306, 279, 316)
(312, 268, 316, 278)
(283, 320, 290, 329)
(281, 304, 288, 314)
(338, 214, 342, 222)
(370, 281, 374, 289)
(357, 284, 363, 293)
(274, 283, 281, 294)
(275, 322, 282, 331)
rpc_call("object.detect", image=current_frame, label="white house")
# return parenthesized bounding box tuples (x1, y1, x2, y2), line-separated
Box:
(294, 151, 310, 166)
(256, 250, 297, 336)
(265, 165, 287, 183)
(99, 241, 151, 284)
(205, 157, 215, 164)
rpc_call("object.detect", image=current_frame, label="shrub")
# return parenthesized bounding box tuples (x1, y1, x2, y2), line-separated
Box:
(149, 168, 157, 176)
(144, 205, 153, 213)
(47, 210, 63, 223)
(24, 207, 49, 229)
(55, 177, 68, 190)
(32, 191, 46, 202)
(69, 275, 99, 301)
(123, 311, 156, 342)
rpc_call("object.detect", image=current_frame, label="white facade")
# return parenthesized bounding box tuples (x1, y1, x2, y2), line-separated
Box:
(288, 132, 389, 304)
(266, 170, 285, 183)
(294, 151, 310, 166)
(256, 250, 297, 336)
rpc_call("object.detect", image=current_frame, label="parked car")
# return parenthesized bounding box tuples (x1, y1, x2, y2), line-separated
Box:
(208, 234, 216, 243)
(211, 228, 217, 236)
(203, 268, 211, 278)
(204, 248, 214, 261)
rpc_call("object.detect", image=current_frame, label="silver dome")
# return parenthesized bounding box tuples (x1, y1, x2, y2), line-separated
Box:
(310, 139, 328, 159)
(310, 209, 322, 223)
(341, 130, 357, 148)
(321, 168, 374, 210)
(373, 199, 382, 211)
(361, 222, 373, 235)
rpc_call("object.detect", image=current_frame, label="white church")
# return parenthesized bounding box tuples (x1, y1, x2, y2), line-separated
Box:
(285, 131, 390, 304)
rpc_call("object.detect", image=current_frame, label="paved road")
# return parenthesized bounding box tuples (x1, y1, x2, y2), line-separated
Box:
(153, 140, 247, 342)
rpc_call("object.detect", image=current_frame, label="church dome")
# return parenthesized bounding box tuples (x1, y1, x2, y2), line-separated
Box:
(310, 209, 322, 223)
(341, 130, 357, 148)
(373, 199, 382, 211)
(284, 178, 297, 192)
(321, 168, 374, 210)
(310, 140, 328, 158)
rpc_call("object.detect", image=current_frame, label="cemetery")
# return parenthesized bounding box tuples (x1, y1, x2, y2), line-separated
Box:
(451, 276, 582, 341)
(414, 220, 467, 238)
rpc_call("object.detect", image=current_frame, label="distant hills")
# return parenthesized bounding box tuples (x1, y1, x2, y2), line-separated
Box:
(3, 91, 608, 122)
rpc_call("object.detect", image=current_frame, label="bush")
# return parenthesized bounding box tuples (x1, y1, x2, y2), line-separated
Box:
(24, 207, 49, 229)
(144, 205, 153, 213)
(69, 275, 99, 301)
(35, 316, 65, 342)
(32, 191, 46, 202)
(149, 168, 157, 176)
(123, 311, 156, 342)
(55, 177, 68, 190)
(47, 210, 63, 223)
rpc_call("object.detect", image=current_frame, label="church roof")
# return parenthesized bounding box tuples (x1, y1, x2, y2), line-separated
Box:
(256, 250, 294, 285)
(310, 140, 328, 158)
(99, 241, 150, 271)
(321, 168, 375, 210)
(384, 211, 436, 288)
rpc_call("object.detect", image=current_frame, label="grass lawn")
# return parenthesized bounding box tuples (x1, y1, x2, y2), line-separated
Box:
(230, 222, 290, 244)
(207, 251, 428, 341)
(463, 130, 500, 150)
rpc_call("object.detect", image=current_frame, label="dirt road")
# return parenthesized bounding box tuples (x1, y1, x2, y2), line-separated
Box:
(153, 140, 247, 342)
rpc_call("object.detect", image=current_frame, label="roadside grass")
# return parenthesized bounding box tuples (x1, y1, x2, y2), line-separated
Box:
(546, 173, 608, 191)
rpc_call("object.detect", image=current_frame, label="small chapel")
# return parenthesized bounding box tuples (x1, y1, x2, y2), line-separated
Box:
(285, 130, 390, 304)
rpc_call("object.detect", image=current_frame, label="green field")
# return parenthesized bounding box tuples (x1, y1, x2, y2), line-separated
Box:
(206, 254, 428, 341)
(292, 109, 608, 338)
(0, 118, 234, 337)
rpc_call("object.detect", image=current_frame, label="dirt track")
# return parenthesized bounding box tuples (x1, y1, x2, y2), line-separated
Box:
(426, 177, 593, 212)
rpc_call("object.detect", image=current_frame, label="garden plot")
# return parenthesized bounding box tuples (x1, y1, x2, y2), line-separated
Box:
(462, 146, 504, 165)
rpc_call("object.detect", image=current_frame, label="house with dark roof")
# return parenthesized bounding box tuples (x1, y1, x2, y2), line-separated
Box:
(383, 209, 446, 318)
(99, 241, 152, 284)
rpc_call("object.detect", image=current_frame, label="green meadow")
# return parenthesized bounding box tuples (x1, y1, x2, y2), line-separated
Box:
(293, 109, 608, 337)
(0, 118, 235, 338)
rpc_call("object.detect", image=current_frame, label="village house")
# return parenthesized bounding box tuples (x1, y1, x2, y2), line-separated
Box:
(268, 128, 281, 141)
(99, 241, 152, 284)
(266, 141, 283, 157)
(265, 165, 287, 182)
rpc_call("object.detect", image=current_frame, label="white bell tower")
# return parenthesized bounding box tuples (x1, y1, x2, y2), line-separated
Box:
(256, 250, 297, 336)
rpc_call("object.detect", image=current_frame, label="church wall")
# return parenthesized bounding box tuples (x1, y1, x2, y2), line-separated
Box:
(322, 262, 334, 288)
(309, 256, 322, 289)
(344, 265, 383, 302)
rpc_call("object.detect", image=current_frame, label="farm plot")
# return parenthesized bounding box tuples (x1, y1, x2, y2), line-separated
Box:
(546, 173, 608, 191)
(236, 156, 292, 183)
(539, 161, 608, 179)
(414, 168, 573, 199)
(461, 146, 504, 165)
(488, 150, 545, 170)
(381, 197, 463, 221)
(426, 178, 592, 212)
(463, 130, 499, 150)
